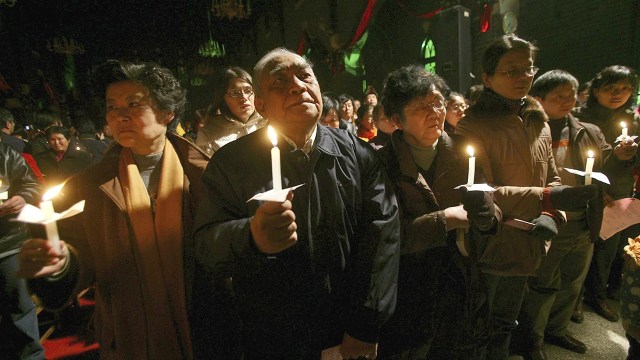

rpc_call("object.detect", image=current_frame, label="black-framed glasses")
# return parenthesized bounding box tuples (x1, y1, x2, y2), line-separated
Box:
(495, 66, 539, 78)
(226, 87, 254, 99)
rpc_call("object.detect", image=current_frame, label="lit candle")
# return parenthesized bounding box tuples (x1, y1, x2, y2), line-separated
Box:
(584, 150, 594, 185)
(621, 121, 628, 138)
(466, 145, 475, 186)
(268, 126, 282, 190)
(40, 184, 64, 249)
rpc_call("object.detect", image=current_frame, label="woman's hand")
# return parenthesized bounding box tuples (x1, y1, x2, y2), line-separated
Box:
(17, 239, 69, 278)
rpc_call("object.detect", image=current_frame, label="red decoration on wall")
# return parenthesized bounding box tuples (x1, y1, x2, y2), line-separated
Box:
(349, 0, 376, 47)
(418, 6, 444, 19)
(480, 3, 492, 32)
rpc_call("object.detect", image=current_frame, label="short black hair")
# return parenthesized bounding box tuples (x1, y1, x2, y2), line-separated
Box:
(45, 126, 71, 140)
(212, 66, 253, 120)
(482, 34, 538, 75)
(381, 65, 450, 121)
(530, 70, 579, 99)
(338, 94, 354, 105)
(93, 60, 187, 123)
(321, 94, 339, 117)
(0, 108, 14, 128)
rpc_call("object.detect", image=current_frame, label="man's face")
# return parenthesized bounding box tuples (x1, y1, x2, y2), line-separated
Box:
(254, 53, 322, 135)
(48, 133, 69, 153)
(339, 100, 353, 120)
(3, 120, 15, 134)
(536, 83, 577, 120)
(396, 90, 446, 148)
(365, 93, 378, 106)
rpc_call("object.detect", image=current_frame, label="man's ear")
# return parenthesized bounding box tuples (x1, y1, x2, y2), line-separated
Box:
(391, 114, 403, 130)
(254, 96, 266, 117)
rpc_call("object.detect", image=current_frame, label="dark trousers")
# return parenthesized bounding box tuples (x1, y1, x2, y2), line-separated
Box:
(585, 233, 621, 302)
(0, 253, 44, 360)
(481, 273, 527, 360)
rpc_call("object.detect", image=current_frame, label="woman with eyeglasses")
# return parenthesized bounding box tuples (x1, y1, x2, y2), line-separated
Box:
(444, 92, 468, 134)
(574, 66, 640, 327)
(196, 67, 266, 155)
(456, 34, 572, 360)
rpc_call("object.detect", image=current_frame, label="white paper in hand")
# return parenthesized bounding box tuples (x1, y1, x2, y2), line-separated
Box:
(15, 200, 85, 224)
(564, 168, 610, 185)
(454, 183, 496, 192)
(247, 184, 306, 203)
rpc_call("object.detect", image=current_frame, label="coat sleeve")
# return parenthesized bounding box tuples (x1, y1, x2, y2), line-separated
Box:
(5, 146, 42, 205)
(344, 143, 401, 343)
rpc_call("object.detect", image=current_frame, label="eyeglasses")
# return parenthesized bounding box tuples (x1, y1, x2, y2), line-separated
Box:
(404, 99, 446, 116)
(495, 66, 539, 78)
(226, 87, 254, 99)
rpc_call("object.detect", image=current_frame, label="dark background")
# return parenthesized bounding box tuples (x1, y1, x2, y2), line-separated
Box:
(0, 0, 637, 119)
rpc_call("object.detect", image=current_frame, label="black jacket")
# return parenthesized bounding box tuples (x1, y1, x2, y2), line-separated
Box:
(0, 142, 42, 257)
(34, 146, 93, 186)
(193, 125, 400, 356)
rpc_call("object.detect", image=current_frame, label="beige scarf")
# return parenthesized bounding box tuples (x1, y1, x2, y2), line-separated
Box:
(118, 138, 191, 359)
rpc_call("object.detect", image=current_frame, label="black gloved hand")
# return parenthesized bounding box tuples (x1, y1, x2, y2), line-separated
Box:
(462, 189, 496, 231)
(529, 214, 558, 241)
(549, 184, 598, 211)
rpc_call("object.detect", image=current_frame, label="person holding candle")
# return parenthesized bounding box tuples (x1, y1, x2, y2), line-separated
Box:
(195, 66, 266, 155)
(375, 65, 501, 359)
(573, 65, 640, 320)
(17, 60, 210, 359)
(514, 69, 627, 359)
(0, 142, 43, 359)
(456, 35, 598, 360)
(193, 48, 401, 359)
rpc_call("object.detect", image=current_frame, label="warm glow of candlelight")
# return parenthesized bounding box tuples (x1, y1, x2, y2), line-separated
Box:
(587, 150, 594, 159)
(43, 184, 64, 201)
(268, 125, 278, 147)
(467, 145, 474, 157)
(621, 121, 628, 137)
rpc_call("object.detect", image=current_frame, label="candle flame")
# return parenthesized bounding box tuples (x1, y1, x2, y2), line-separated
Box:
(587, 150, 594, 158)
(466, 145, 474, 157)
(43, 184, 64, 201)
(621, 121, 627, 129)
(267, 125, 277, 147)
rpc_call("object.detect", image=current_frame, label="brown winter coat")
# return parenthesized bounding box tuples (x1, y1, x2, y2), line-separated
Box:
(30, 133, 209, 359)
(457, 91, 562, 276)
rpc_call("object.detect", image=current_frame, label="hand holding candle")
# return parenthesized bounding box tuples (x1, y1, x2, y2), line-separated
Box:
(268, 126, 282, 191)
(466, 145, 475, 186)
(40, 184, 64, 249)
(584, 150, 594, 185)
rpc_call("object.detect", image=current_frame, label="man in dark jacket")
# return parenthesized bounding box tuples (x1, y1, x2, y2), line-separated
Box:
(34, 126, 92, 186)
(193, 48, 401, 359)
(0, 108, 27, 153)
(0, 142, 43, 359)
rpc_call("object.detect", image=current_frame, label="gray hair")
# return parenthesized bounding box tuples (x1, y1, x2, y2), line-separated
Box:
(253, 48, 313, 96)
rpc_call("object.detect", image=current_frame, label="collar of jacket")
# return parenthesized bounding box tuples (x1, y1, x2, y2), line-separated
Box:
(467, 90, 548, 124)
(311, 124, 347, 158)
(89, 132, 209, 211)
(389, 130, 457, 181)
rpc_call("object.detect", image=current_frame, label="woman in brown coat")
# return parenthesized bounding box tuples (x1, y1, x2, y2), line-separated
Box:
(18, 60, 209, 359)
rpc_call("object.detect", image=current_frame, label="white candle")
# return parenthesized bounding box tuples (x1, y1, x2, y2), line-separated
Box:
(268, 126, 282, 190)
(466, 145, 475, 186)
(584, 150, 594, 185)
(41, 184, 64, 249)
(621, 121, 628, 138)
